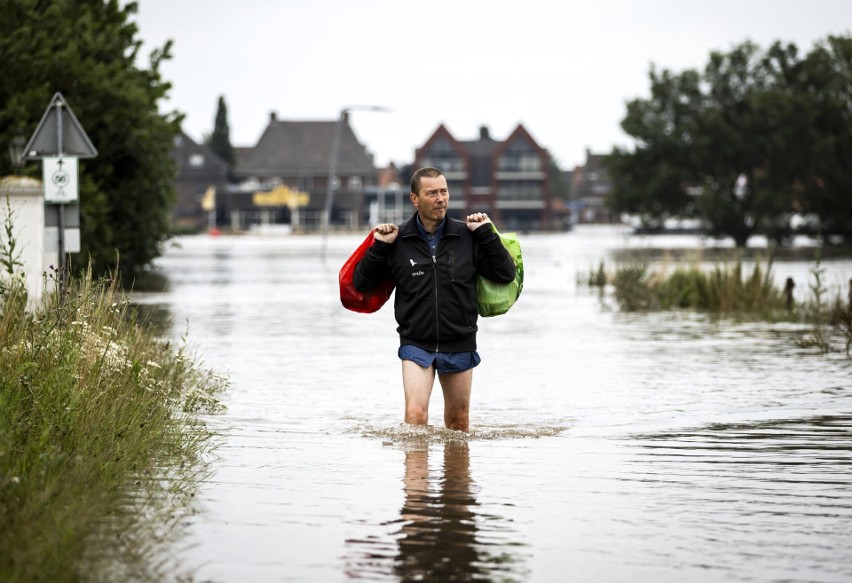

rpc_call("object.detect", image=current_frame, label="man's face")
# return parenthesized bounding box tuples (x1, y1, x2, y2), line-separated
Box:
(411, 175, 449, 223)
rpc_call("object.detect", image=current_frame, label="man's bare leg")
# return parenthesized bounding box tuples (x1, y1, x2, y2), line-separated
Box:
(438, 369, 472, 432)
(402, 360, 436, 426)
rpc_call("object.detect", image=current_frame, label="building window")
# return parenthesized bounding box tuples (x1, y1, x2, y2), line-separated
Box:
(189, 153, 205, 167)
(498, 138, 542, 172)
(447, 180, 465, 200)
(499, 180, 542, 201)
(421, 136, 464, 172)
(348, 176, 363, 192)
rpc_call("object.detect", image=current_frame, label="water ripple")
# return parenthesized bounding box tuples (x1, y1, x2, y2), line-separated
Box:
(353, 422, 567, 444)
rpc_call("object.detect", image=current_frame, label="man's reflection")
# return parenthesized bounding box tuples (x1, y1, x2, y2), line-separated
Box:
(394, 441, 485, 581)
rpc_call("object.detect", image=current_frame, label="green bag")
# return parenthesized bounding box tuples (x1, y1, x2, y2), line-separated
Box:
(476, 225, 524, 317)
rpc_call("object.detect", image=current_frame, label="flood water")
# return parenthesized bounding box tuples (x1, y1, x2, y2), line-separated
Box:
(133, 226, 852, 582)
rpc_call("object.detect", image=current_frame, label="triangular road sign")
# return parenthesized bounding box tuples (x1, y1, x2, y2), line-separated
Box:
(23, 92, 98, 160)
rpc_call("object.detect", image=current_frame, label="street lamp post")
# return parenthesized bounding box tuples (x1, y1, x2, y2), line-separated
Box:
(320, 105, 389, 260)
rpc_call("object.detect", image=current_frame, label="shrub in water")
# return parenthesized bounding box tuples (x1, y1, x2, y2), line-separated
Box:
(612, 264, 659, 311)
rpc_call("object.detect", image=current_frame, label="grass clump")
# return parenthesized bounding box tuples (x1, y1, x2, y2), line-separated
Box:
(0, 267, 227, 582)
(794, 254, 852, 355)
(611, 263, 660, 311)
(663, 261, 781, 314)
(833, 302, 852, 355)
(584, 254, 852, 354)
(591, 258, 786, 317)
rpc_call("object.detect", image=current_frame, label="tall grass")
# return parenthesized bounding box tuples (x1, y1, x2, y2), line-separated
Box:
(584, 255, 852, 354)
(794, 253, 852, 355)
(584, 256, 846, 320)
(600, 259, 786, 317)
(833, 302, 852, 355)
(0, 266, 226, 581)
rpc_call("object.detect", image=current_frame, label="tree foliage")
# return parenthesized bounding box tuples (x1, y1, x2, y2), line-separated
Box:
(205, 95, 235, 168)
(0, 0, 182, 277)
(608, 36, 852, 246)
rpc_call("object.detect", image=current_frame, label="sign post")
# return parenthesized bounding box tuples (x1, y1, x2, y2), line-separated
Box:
(22, 92, 97, 296)
(43, 156, 79, 203)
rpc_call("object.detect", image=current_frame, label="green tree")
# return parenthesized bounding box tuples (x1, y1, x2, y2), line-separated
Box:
(205, 95, 235, 168)
(608, 36, 852, 246)
(606, 67, 702, 229)
(0, 0, 182, 278)
(785, 36, 852, 241)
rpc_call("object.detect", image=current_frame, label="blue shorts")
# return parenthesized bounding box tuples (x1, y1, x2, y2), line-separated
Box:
(398, 345, 481, 374)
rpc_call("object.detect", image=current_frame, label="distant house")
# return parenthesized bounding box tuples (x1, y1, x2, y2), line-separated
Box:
(570, 150, 618, 224)
(171, 131, 229, 231)
(231, 112, 378, 231)
(413, 124, 552, 231)
(362, 162, 408, 226)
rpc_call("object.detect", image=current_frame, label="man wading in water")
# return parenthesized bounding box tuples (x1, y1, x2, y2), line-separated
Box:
(353, 167, 515, 432)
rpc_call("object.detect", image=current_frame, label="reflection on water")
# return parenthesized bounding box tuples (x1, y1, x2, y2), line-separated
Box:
(346, 439, 528, 582)
(398, 443, 477, 580)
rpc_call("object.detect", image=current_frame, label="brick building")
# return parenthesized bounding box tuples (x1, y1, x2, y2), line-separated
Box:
(413, 124, 552, 231)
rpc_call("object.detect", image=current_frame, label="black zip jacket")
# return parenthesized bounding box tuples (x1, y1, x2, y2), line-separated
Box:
(353, 213, 516, 352)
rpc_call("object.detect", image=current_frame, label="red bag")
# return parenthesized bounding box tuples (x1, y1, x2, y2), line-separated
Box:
(339, 230, 395, 313)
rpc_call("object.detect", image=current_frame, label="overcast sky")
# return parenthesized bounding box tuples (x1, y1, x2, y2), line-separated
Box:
(133, 0, 851, 169)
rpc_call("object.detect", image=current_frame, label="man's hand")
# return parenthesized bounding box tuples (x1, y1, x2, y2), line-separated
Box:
(466, 212, 492, 231)
(373, 223, 399, 243)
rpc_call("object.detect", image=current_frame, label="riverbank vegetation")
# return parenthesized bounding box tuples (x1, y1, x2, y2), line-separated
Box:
(583, 255, 852, 355)
(0, 267, 227, 581)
